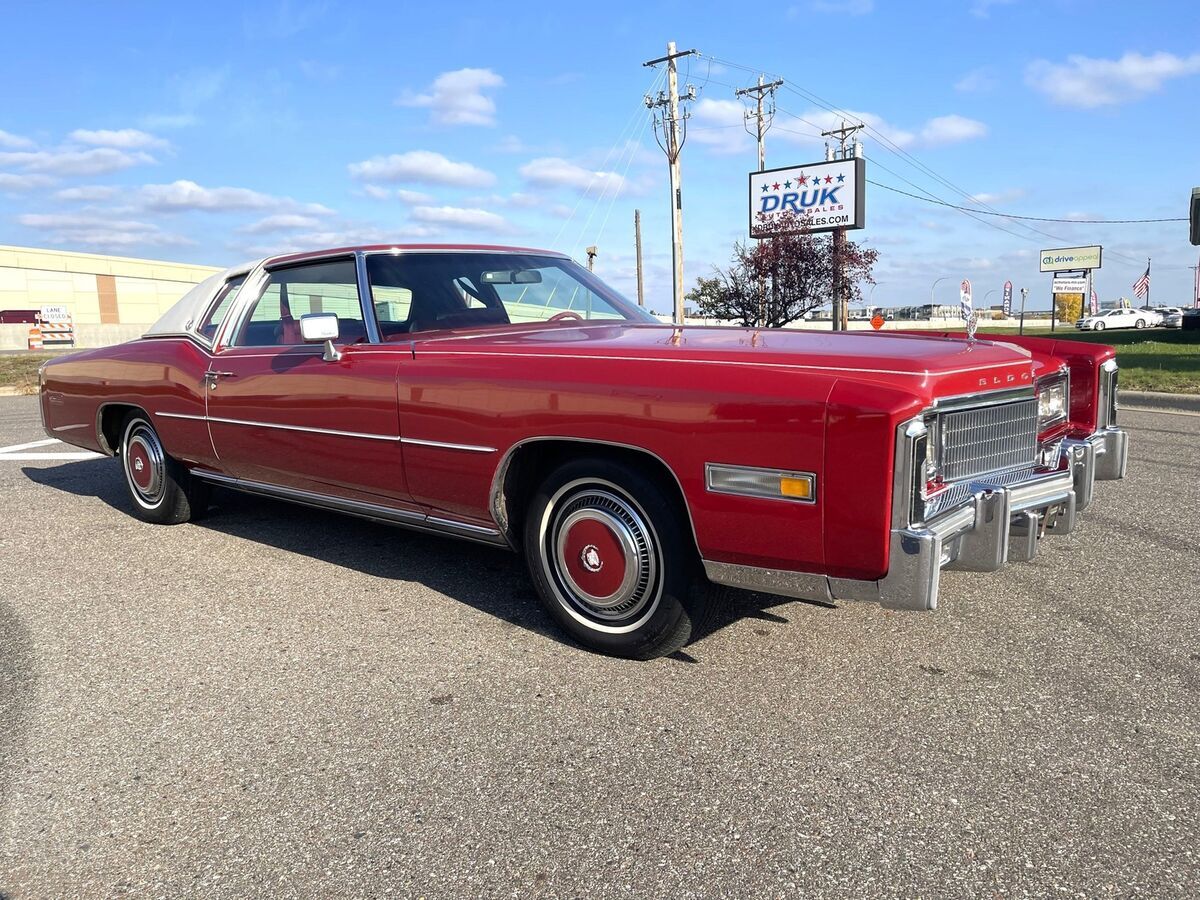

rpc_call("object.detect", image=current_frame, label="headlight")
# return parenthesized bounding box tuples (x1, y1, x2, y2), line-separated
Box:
(1037, 374, 1069, 430)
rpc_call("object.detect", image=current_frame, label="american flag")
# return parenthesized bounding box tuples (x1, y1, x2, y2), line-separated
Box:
(1132, 262, 1150, 299)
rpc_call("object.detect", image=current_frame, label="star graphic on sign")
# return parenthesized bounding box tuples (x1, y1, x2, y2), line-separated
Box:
(824, 175, 834, 184)
(797, 174, 807, 186)
(836, 173, 845, 183)
(772, 182, 781, 190)
(783, 180, 792, 188)
(760, 184, 768, 193)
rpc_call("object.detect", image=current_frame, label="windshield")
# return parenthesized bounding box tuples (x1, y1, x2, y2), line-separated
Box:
(365, 252, 657, 338)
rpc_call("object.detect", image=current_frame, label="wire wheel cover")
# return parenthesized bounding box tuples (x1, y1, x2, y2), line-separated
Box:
(544, 484, 659, 625)
(124, 423, 166, 504)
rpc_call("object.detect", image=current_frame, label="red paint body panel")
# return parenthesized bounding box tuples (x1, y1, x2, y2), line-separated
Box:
(889, 330, 1115, 437)
(204, 343, 411, 504)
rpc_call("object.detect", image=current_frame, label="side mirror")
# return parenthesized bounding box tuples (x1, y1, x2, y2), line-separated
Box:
(299, 312, 341, 361)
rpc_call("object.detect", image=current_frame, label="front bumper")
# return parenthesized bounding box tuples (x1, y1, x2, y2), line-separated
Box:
(703, 425, 1128, 611)
(872, 425, 1127, 611)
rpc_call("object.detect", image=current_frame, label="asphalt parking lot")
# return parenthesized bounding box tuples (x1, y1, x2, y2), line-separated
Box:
(1, 396, 1197, 897)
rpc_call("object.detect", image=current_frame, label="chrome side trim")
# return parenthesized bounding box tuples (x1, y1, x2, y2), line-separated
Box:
(192, 470, 507, 547)
(703, 560, 834, 604)
(204, 415, 397, 442)
(487, 436, 700, 551)
(400, 437, 497, 453)
(155, 411, 495, 451)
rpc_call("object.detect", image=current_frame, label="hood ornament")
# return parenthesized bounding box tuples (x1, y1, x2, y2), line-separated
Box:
(965, 310, 979, 343)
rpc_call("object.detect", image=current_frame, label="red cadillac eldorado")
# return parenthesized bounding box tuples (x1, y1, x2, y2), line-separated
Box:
(38, 244, 1128, 658)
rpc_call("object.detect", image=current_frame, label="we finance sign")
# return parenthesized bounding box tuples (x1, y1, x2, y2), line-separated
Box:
(749, 157, 865, 237)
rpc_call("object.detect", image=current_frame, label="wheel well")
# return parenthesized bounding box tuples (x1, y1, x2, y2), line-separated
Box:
(498, 440, 698, 555)
(97, 403, 143, 455)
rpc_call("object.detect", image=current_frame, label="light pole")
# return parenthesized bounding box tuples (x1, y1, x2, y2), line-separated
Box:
(983, 289, 997, 326)
(1019, 287, 1029, 335)
(930, 276, 950, 320)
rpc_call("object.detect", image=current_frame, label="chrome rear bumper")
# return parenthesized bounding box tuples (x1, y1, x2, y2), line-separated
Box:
(703, 425, 1128, 612)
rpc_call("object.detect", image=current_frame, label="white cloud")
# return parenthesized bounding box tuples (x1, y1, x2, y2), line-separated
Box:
(776, 108, 986, 149)
(348, 150, 496, 187)
(969, 188, 1025, 205)
(396, 189, 433, 204)
(0, 173, 55, 193)
(140, 113, 199, 130)
(917, 114, 988, 146)
(138, 179, 332, 214)
(69, 128, 169, 151)
(238, 213, 324, 234)
(54, 185, 117, 201)
(689, 99, 751, 155)
(0, 129, 34, 150)
(410, 205, 512, 232)
(519, 157, 628, 196)
(399, 68, 504, 126)
(1025, 51, 1200, 107)
(18, 212, 191, 249)
(361, 185, 432, 203)
(954, 68, 996, 93)
(0, 147, 155, 176)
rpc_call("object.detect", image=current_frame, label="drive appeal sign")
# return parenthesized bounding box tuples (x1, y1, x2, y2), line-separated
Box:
(1039, 245, 1102, 272)
(749, 158, 865, 237)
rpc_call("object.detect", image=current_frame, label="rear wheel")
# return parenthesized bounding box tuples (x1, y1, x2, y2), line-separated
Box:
(1134, 318, 1146, 329)
(119, 413, 209, 524)
(523, 457, 713, 659)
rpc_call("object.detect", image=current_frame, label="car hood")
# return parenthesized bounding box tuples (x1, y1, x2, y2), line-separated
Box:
(412, 323, 1036, 399)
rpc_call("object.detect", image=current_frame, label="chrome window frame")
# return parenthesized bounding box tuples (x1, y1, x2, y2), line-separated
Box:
(217, 253, 376, 351)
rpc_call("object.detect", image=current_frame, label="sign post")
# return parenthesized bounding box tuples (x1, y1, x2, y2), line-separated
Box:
(1042, 246, 1102, 333)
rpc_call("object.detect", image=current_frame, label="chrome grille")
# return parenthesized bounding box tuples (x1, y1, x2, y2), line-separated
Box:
(939, 398, 1038, 482)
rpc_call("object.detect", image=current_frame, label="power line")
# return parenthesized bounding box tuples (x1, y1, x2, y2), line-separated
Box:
(866, 180, 1187, 224)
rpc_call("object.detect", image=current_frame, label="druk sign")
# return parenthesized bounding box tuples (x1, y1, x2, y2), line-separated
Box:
(749, 158, 866, 237)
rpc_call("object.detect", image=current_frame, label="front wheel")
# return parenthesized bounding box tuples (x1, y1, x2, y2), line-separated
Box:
(120, 413, 209, 524)
(523, 458, 713, 659)
(1094, 321, 1105, 331)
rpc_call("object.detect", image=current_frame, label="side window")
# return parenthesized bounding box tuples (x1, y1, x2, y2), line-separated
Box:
(197, 276, 245, 342)
(234, 259, 365, 347)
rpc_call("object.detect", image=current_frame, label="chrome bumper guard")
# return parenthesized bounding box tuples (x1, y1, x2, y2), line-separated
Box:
(703, 424, 1128, 613)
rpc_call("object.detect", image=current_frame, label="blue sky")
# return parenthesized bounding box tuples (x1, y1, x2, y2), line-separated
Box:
(1, 0, 1198, 312)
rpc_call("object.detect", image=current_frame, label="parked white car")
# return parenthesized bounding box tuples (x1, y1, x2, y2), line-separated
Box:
(1076, 308, 1155, 331)
(1153, 306, 1184, 326)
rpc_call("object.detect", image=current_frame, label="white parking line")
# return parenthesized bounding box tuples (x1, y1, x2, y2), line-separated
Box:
(0, 437, 103, 462)
(0, 452, 104, 460)
(0, 438, 61, 453)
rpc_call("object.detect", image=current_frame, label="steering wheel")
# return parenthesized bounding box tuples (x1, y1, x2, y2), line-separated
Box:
(547, 311, 584, 323)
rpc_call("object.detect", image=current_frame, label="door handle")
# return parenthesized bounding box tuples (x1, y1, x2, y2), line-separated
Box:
(205, 371, 237, 389)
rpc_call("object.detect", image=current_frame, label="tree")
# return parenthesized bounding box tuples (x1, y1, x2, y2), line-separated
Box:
(1055, 293, 1083, 323)
(687, 212, 878, 328)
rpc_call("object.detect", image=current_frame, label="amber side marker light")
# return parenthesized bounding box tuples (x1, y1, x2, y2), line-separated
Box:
(705, 464, 817, 504)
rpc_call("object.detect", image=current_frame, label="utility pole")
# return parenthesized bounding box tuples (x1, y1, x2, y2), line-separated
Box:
(644, 42, 698, 325)
(821, 120, 864, 332)
(735, 75, 783, 172)
(585, 246, 597, 271)
(634, 209, 645, 307)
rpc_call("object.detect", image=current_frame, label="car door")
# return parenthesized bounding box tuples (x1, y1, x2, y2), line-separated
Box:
(204, 256, 416, 509)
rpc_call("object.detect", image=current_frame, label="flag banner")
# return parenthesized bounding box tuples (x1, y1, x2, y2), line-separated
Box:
(1133, 263, 1150, 300)
(1090, 288, 1099, 316)
(1002, 280, 1012, 317)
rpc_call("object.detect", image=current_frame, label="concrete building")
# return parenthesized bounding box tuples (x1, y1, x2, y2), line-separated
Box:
(0, 244, 221, 349)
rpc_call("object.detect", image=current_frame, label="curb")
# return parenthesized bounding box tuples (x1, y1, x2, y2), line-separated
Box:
(1120, 390, 1200, 413)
